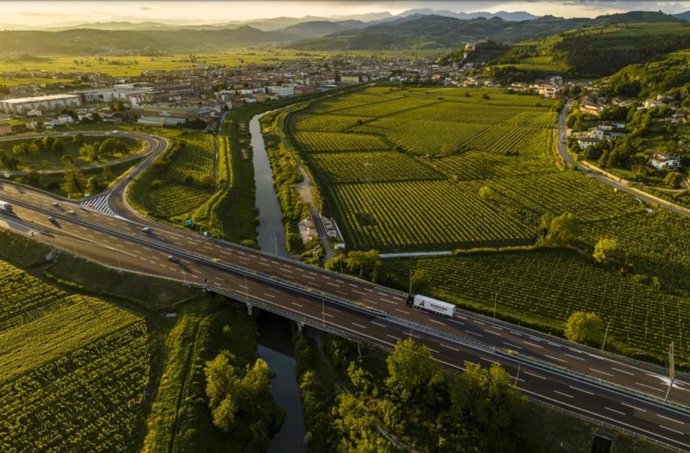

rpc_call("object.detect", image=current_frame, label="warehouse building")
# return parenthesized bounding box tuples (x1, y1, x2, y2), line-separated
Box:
(0, 94, 82, 115)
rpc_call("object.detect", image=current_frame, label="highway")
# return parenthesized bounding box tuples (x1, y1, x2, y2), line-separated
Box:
(1, 131, 690, 450)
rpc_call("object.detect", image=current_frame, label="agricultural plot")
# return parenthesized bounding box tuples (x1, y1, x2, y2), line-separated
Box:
(144, 184, 212, 218)
(387, 250, 690, 360)
(166, 134, 216, 182)
(0, 260, 149, 452)
(431, 152, 555, 181)
(294, 113, 369, 132)
(329, 180, 534, 250)
(308, 151, 443, 183)
(294, 131, 389, 153)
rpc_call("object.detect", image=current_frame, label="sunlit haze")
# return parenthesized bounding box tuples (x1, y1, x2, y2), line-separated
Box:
(1, 0, 689, 28)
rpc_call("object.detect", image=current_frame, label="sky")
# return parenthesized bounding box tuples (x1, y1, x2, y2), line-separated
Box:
(0, 1, 689, 28)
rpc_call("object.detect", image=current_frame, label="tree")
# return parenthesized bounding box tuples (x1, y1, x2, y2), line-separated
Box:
(72, 133, 85, 145)
(0, 151, 19, 170)
(86, 176, 101, 193)
(333, 393, 393, 453)
(410, 268, 430, 294)
(478, 185, 494, 201)
(544, 212, 579, 246)
(199, 174, 216, 188)
(99, 137, 123, 157)
(664, 171, 683, 189)
(79, 143, 98, 162)
(564, 311, 604, 345)
(51, 138, 65, 153)
(25, 170, 42, 187)
(345, 250, 382, 280)
(593, 238, 618, 264)
(385, 338, 444, 403)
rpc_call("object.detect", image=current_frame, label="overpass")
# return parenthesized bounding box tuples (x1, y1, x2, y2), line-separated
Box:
(0, 132, 689, 450)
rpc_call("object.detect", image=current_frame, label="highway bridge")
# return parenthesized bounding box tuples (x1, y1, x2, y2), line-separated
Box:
(0, 131, 689, 451)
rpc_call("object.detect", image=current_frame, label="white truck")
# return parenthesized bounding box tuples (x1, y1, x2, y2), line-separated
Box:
(407, 294, 456, 318)
(0, 200, 13, 214)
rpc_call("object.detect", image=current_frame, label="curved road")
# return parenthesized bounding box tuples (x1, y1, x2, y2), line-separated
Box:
(1, 129, 690, 450)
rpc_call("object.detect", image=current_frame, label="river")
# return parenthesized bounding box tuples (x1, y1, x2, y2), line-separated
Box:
(250, 114, 288, 258)
(250, 114, 305, 452)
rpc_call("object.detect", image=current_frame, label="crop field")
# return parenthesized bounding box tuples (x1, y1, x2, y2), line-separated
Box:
(329, 180, 534, 250)
(309, 151, 443, 183)
(387, 250, 690, 360)
(132, 132, 218, 219)
(288, 86, 579, 251)
(0, 260, 150, 452)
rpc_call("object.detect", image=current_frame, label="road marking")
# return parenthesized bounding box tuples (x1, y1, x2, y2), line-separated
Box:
(351, 322, 367, 329)
(324, 312, 335, 318)
(377, 291, 387, 296)
(475, 320, 485, 325)
(524, 341, 543, 349)
(487, 329, 504, 336)
(636, 381, 662, 392)
(466, 330, 483, 338)
(590, 368, 614, 378)
(554, 390, 574, 399)
(394, 308, 408, 314)
(327, 282, 339, 287)
(508, 330, 522, 336)
(564, 353, 585, 361)
(381, 299, 397, 305)
(569, 386, 594, 396)
(353, 290, 366, 295)
(545, 354, 567, 364)
(304, 275, 316, 280)
(428, 318, 446, 326)
(371, 321, 387, 328)
(291, 302, 303, 308)
(524, 370, 546, 380)
(386, 334, 401, 341)
(503, 341, 522, 349)
(657, 414, 685, 425)
(349, 283, 358, 288)
(263, 292, 275, 298)
(546, 341, 561, 348)
(621, 402, 647, 413)
(604, 406, 626, 416)
(659, 425, 684, 436)
(480, 356, 499, 365)
(439, 343, 460, 352)
(612, 367, 635, 376)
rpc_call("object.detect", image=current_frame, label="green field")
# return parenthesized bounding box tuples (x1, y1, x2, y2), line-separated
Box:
(0, 134, 143, 170)
(130, 132, 220, 220)
(287, 86, 644, 251)
(0, 259, 150, 452)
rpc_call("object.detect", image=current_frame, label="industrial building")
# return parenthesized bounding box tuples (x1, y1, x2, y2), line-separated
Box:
(0, 94, 82, 115)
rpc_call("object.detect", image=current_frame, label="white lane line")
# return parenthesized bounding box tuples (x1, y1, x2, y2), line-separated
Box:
(371, 321, 387, 328)
(565, 353, 585, 361)
(612, 367, 635, 376)
(554, 390, 574, 399)
(353, 290, 366, 296)
(508, 330, 522, 336)
(394, 308, 408, 314)
(349, 283, 358, 288)
(324, 313, 335, 318)
(475, 320, 485, 325)
(386, 334, 401, 341)
(351, 322, 367, 329)
(466, 330, 484, 338)
(524, 341, 543, 349)
(545, 354, 567, 364)
(621, 402, 647, 413)
(440, 343, 460, 352)
(590, 368, 614, 378)
(377, 291, 387, 296)
(524, 370, 546, 380)
(304, 275, 316, 280)
(480, 356, 499, 365)
(503, 341, 522, 349)
(487, 329, 504, 336)
(658, 414, 685, 425)
(381, 299, 397, 305)
(327, 282, 339, 287)
(263, 292, 275, 298)
(569, 386, 594, 396)
(489, 325, 503, 331)
(605, 406, 626, 416)
(659, 425, 684, 436)
(636, 382, 662, 392)
(428, 318, 446, 326)
(291, 302, 303, 308)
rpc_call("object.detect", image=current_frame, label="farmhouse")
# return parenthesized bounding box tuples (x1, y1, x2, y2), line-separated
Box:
(579, 101, 604, 117)
(649, 153, 681, 170)
(0, 94, 82, 115)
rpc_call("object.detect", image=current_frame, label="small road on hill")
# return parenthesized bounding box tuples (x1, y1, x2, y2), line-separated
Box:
(557, 100, 690, 218)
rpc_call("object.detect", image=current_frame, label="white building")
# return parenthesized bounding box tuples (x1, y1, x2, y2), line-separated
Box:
(340, 75, 361, 84)
(137, 115, 187, 127)
(75, 87, 152, 106)
(650, 153, 681, 170)
(267, 85, 295, 97)
(0, 94, 82, 115)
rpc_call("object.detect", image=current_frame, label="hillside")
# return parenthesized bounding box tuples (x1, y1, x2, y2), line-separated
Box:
(601, 50, 690, 99)
(290, 11, 685, 51)
(492, 20, 690, 77)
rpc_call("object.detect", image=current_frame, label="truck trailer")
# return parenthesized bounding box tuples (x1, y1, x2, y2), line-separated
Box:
(407, 294, 456, 318)
(0, 200, 13, 214)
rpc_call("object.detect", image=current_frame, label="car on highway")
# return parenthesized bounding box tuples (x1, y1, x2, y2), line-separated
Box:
(168, 255, 180, 263)
(52, 202, 60, 208)
(47, 216, 55, 223)
(67, 210, 76, 215)
(141, 227, 151, 234)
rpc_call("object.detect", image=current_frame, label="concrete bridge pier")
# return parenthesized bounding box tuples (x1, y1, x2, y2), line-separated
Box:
(246, 302, 254, 316)
(296, 321, 305, 333)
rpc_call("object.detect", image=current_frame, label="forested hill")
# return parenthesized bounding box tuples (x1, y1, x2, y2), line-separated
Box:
(601, 50, 690, 100)
(291, 11, 686, 50)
